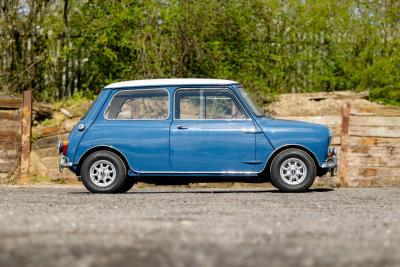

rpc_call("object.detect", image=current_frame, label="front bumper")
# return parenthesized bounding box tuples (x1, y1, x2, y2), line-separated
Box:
(321, 146, 338, 176)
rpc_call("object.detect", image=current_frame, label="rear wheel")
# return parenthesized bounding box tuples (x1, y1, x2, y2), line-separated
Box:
(270, 149, 316, 192)
(81, 150, 127, 193)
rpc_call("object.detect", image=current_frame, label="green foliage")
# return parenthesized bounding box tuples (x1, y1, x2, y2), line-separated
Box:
(0, 0, 399, 105)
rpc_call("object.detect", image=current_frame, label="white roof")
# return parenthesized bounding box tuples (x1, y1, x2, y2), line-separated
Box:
(104, 78, 238, 89)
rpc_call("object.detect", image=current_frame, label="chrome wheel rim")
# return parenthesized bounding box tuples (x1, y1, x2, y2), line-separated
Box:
(279, 158, 307, 185)
(89, 160, 116, 187)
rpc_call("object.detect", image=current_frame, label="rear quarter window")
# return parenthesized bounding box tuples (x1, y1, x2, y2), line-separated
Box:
(104, 89, 169, 120)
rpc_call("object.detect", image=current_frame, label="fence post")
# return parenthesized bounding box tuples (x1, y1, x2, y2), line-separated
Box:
(339, 102, 350, 186)
(20, 90, 32, 178)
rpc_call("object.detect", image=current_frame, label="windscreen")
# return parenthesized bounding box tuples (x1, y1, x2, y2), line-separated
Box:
(237, 85, 265, 117)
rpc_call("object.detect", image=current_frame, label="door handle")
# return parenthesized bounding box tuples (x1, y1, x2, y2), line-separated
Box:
(242, 129, 263, 134)
(177, 125, 188, 130)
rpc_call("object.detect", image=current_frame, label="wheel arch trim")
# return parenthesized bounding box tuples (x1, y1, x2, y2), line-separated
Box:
(75, 145, 134, 176)
(261, 144, 322, 177)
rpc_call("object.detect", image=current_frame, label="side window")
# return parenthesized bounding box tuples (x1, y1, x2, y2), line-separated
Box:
(175, 89, 201, 119)
(204, 90, 247, 119)
(175, 89, 248, 120)
(105, 89, 169, 120)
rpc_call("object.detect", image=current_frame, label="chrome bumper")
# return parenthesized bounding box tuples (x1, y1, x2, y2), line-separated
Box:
(59, 155, 72, 172)
(321, 147, 338, 176)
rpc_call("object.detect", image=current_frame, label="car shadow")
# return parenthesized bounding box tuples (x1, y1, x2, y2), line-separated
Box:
(70, 188, 333, 195)
(128, 188, 333, 194)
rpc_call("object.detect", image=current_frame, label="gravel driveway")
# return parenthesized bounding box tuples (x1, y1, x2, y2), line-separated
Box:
(0, 186, 399, 267)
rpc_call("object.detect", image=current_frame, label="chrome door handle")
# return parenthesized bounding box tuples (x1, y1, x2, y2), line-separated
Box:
(242, 129, 263, 134)
(177, 125, 188, 130)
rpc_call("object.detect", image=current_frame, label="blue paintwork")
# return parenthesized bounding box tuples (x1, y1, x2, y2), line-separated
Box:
(170, 119, 257, 172)
(255, 117, 331, 166)
(65, 81, 333, 177)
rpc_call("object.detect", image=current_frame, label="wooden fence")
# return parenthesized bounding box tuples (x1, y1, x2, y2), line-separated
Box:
(0, 91, 32, 183)
(278, 103, 400, 187)
(1, 90, 399, 187)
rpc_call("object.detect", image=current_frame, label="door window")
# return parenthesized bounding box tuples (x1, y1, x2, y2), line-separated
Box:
(175, 89, 248, 120)
(105, 89, 169, 120)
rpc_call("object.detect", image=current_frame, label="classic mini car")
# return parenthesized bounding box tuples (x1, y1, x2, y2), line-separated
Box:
(58, 79, 337, 193)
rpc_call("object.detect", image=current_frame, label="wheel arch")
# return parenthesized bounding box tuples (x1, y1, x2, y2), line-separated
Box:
(76, 146, 131, 176)
(260, 145, 324, 179)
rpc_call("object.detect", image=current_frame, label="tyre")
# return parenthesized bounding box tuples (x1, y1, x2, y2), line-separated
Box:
(116, 179, 136, 193)
(81, 150, 127, 193)
(270, 148, 316, 192)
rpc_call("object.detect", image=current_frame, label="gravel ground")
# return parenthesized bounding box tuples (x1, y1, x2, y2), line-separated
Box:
(0, 186, 399, 267)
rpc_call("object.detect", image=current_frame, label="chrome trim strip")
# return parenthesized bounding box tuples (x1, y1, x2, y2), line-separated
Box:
(242, 130, 263, 134)
(103, 88, 171, 121)
(242, 161, 263, 165)
(137, 171, 258, 174)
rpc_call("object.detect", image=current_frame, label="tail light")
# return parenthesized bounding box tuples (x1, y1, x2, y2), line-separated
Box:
(62, 139, 68, 155)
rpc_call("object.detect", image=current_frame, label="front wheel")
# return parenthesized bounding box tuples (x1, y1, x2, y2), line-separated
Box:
(270, 149, 316, 192)
(117, 179, 136, 193)
(81, 150, 127, 193)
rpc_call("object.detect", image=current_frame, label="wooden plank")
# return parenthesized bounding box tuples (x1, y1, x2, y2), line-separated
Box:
(350, 116, 400, 127)
(0, 130, 21, 139)
(339, 103, 350, 186)
(349, 146, 400, 158)
(351, 105, 400, 117)
(0, 149, 19, 158)
(0, 142, 19, 150)
(20, 90, 32, 177)
(348, 167, 400, 179)
(347, 175, 400, 187)
(275, 116, 342, 126)
(349, 136, 400, 147)
(331, 136, 341, 145)
(350, 126, 400, 138)
(348, 156, 400, 167)
(0, 97, 22, 109)
(0, 110, 21, 120)
(0, 119, 21, 132)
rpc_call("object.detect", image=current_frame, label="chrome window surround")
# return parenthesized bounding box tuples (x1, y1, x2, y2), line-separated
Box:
(173, 87, 251, 121)
(103, 88, 170, 121)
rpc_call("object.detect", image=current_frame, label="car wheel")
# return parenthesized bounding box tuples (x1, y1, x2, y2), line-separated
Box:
(116, 179, 136, 193)
(81, 150, 127, 193)
(270, 148, 316, 192)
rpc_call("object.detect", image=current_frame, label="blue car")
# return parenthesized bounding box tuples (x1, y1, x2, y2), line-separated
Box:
(58, 79, 337, 193)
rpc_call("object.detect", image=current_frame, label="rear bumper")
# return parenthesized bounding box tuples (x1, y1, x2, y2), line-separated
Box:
(57, 139, 73, 172)
(58, 155, 72, 172)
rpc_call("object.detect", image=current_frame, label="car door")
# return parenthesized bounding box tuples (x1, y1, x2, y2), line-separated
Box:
(169, 87, 257, 173)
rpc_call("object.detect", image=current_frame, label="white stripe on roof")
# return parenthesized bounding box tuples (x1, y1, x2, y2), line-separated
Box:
(104, 78, 238, 89)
